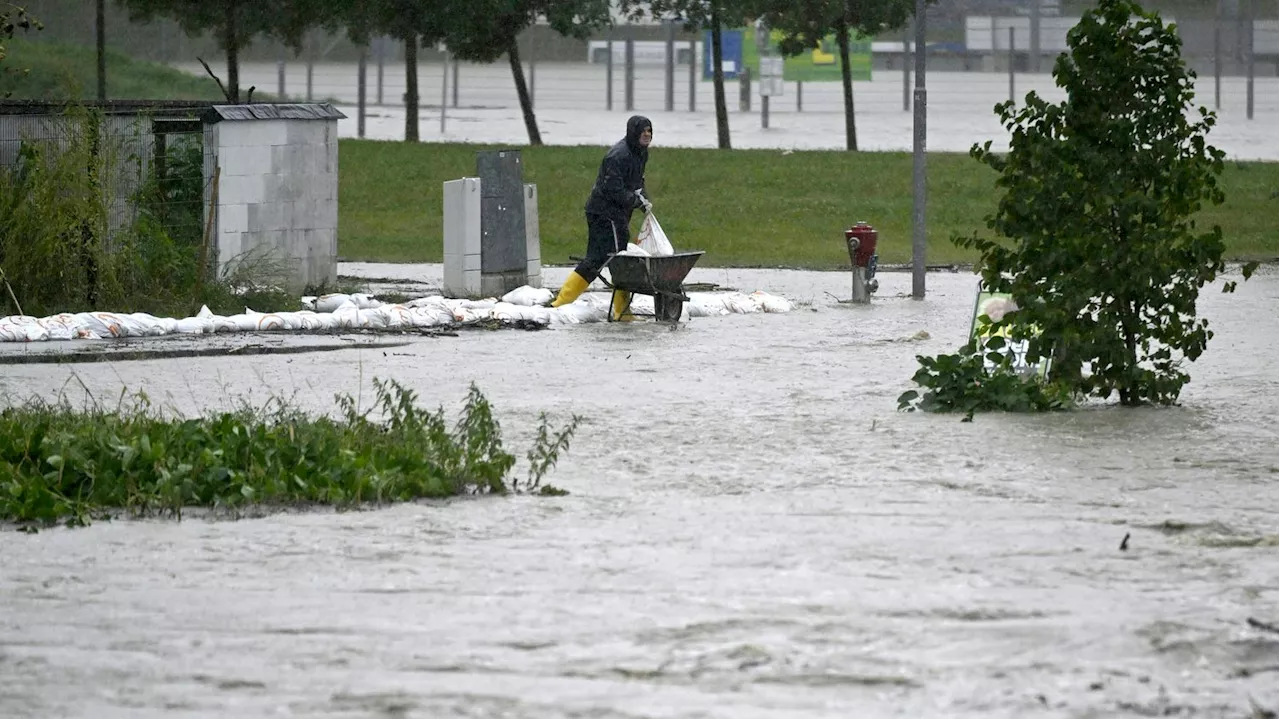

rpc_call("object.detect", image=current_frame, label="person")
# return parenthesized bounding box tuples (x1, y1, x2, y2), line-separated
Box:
(550, 115, 654, 320)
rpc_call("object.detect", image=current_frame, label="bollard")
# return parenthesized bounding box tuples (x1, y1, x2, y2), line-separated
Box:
(739, 67, 751, 112)
(845, 222, 879, 304)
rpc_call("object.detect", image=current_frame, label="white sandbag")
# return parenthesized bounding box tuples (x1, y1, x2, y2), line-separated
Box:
(408, 305, 454, 327)
(501, 285, 554, 307)
(637, 211, 675, 256)
(251, 313, 289, 331)
(616, 243, 650, 257)
(351, 293, 382, 309)
(0, 317, 48, 341)
(77, 312, 126, 338)
(491, 302, 553, 324)
(36, 314, 80, 341)
(406, 295, 450, 309)
(751, 290, 794, 313)
(315, 293, 353, 313)
(175, 316, 213, 334)
(0, 288, 795, 342)
(331, 305, 362, 329)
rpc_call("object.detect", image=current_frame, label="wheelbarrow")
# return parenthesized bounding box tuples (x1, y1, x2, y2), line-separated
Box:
(599, 251, 706, 322)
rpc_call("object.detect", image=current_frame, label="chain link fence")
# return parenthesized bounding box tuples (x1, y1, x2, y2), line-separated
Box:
(0, 100, 213, 252)
(13, 0, 1277, 126)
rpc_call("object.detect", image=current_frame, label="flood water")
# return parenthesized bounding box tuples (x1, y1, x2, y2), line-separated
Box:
(1, 266, 1276, 718)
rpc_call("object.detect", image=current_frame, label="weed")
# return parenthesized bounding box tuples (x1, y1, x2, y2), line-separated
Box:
(0, 380, 581, 529)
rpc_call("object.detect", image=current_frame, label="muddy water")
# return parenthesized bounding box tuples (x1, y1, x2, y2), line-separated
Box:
(1, 267, 1276, 719)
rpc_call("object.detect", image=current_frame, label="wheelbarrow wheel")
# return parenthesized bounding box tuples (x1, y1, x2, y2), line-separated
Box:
(653, 294, 684, 323)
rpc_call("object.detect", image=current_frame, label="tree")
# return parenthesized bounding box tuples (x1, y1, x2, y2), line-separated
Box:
(114, 0, 332, 103)
(442, 0, 612, 146)
(753, 0, 915, 151)
(901, 0, 1257, 413)
(318, 1, 451, 142)
(623, 0, 754, 150)
(1, 2, 43, 98)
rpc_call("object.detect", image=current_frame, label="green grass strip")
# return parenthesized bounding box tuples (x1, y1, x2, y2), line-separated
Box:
(338, 141, 1278, 268)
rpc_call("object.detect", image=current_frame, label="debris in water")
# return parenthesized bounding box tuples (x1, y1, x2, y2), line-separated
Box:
(1247, 617, 1279, 633)
(1120, 532, 1131, 551)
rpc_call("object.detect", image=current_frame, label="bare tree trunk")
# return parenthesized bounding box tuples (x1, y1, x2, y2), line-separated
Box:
(710, 1, 731, 149)
(508, 41, 542, 146)
(225, 0, 240, 103)
(404, 36, 419, 142)
(95, 0, 106, 101)
(837, 21, 857, 151)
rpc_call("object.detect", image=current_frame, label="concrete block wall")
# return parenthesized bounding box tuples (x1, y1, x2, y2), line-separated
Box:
(203, 104, 344, 293)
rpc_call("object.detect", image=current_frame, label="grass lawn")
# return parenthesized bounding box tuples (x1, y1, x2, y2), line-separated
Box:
(338, 141, 1278, 269)
(0, 39, 229, 101)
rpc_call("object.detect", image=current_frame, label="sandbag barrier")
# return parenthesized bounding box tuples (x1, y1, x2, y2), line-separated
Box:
(0, 286, 794, 343)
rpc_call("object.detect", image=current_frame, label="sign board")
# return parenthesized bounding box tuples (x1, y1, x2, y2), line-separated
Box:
(701, 27, 871, 82)
(759, 56, 784, 77)
(969, 283, 1052, 378)
(741, 27, 872, 82)
(703, 29, 744, 79)
(759, 77, 785, 97)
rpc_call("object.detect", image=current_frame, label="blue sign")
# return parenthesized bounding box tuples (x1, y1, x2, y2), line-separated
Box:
(703, 29, 744, 80)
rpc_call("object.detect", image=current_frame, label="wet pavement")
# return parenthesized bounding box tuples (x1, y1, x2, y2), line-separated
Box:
(0, 265, 1276, 718)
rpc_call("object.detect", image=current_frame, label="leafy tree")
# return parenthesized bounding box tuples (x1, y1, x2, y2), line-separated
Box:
(316, 1, 451, 142)
(623, 0, 755, 150)
(1, 2, 43, 98)
(441, 0, 613, 146)
(114, 0, 334, 103)
(753, 0, 916, 151)
(901, 0, 1257, 412)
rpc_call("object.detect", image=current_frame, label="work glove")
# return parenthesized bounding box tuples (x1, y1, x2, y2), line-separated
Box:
(635, 189, 653, 213)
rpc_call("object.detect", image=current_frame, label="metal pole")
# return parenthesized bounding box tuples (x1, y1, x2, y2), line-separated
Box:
(625, 31, 635, 112)
(376, 36, 385, 106)
(357, 45, 367, 138)
(452, 59, 459, 107)
(762, 95, 769, 128)
(688, 39, 696, 111)
(96, 0, 106, 101)
(665, 21, 675, 112)
(607, 36, 614, 111)
(1213, 0, 1222, 110)
(797, 81, 802, 111)
(277, 50, 286, 99)
(1030, 0, 1041, 73)
(903, 22, 911, 111)
(306, 32, 314, 102)
(1246, 0, 1255, 120)
(529, 41, 537, 109)
(912, 0, 928, 299)
(1008, 26, 1015, 103)
(441, 52, 448, 134)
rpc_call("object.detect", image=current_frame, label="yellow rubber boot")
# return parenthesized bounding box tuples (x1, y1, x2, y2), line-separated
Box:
(611, 291, 637, 322)
(551, 271, 590, 307)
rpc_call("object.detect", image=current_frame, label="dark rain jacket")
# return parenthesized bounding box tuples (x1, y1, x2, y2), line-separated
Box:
(584, 115, 650, 227)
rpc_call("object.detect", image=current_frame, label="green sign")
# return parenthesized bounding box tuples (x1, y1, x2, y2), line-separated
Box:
(740, 28, 873, 82)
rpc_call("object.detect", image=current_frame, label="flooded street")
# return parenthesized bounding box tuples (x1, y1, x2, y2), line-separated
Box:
(1, 266, 1276, 718)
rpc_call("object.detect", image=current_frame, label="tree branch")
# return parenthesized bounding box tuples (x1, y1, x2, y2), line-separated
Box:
(197, 56, 232, 103)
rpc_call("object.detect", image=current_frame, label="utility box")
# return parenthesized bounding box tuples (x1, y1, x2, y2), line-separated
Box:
(443, 150, 542, 298)
(443, 177, 482, 297)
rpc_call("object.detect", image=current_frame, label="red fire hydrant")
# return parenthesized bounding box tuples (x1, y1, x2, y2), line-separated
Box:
(844, 221, 878, 304)
(845, 222, 878, 268)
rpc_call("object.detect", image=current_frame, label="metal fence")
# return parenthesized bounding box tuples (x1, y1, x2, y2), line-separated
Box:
(0, 101, 214, 248)
(13, 0, 1277, 134)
